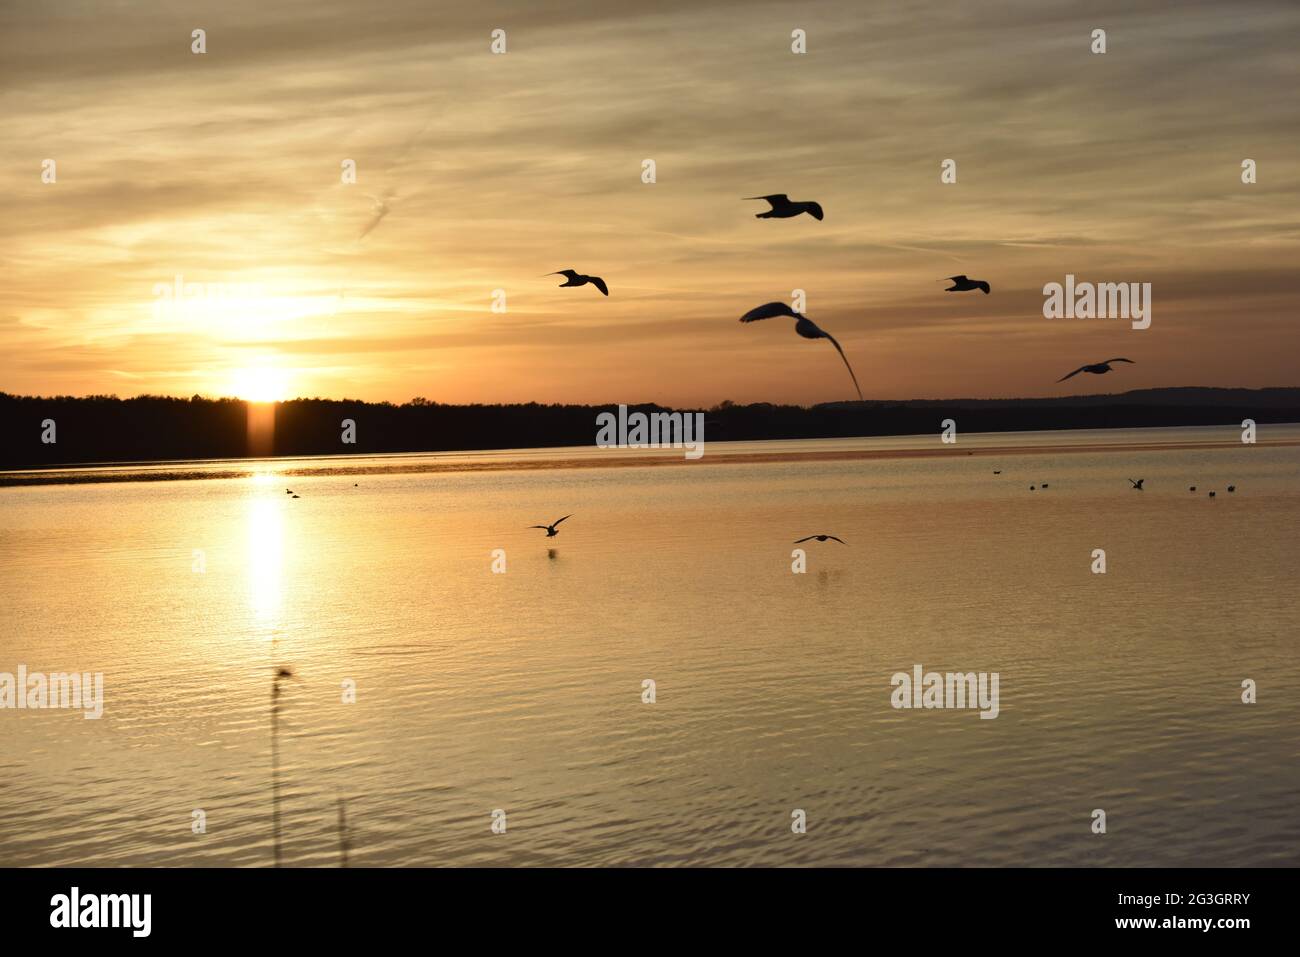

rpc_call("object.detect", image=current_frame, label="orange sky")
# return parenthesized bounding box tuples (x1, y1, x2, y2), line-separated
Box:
(3, 0, 1299, 406)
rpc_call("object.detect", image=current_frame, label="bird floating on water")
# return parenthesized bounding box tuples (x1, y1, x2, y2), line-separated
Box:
(744, 194, 823, 220)
(1128, 478, 1145, 490)
(738, 302, 863, 400)
(1189, 486, 1197, 492)
(940, 275, 990, 294)
(1057, 358, 1134, 382)
(547, 270, 608, 296)
(794, 534, 846, 544)
(529, 515, 572, 538)
(1209, 491, 1216, 498)
(1227, 485, 1236, 493)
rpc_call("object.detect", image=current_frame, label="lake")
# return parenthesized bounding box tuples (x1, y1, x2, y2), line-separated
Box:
(2, 425, 1298, 866)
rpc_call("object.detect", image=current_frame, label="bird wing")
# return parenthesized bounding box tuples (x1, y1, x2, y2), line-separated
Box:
(547, 270, 578, 279)
(806, 202, 825, 220)
(1127, 479, 1139, 488)
(949, 275, 968, 282)
(793, 536, 816, 543)
(1056, 366, 1086, 382)
(976, 281, 990, 294)
(552, 515, 572, 527)
(744, 194, 787, 205)
(590, 276, 609, 296)
(827, 536, 846, 544)
(1104, 357, 1134, 364)
(739, 301, 797, 322)
(820, 330, 864, 401)
(528, 525, 549, 529)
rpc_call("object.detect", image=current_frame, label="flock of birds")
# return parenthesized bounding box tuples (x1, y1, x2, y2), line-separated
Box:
(1018, 476, 1238, 496)
(547, 193, 1134, 401)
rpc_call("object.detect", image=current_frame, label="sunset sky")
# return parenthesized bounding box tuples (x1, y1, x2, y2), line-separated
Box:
(3, 0, 1298, 406)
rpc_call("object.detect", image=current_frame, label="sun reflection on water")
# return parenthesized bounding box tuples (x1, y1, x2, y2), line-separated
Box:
(247, 495, 284, 633)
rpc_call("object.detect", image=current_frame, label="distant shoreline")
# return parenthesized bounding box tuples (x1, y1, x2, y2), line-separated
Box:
(4, 425, 1297, 488)
(3, 387, 1298, 472)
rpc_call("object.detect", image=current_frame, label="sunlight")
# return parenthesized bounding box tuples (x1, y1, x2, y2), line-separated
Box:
(246, 496, 284, 631)
(229, 365, 291, 403)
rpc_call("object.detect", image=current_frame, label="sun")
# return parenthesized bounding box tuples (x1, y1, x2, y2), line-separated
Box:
(229, 365, 291, 403)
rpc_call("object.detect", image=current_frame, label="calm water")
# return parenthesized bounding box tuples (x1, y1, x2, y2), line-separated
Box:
(2, 425, 1298, 867)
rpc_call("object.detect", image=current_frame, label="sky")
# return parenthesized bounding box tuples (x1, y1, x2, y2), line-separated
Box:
(3, 0, 1298, 406)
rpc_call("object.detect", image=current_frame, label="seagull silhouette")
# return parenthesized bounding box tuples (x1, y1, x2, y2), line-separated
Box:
(940, 275, 990, 294)
(1057, 358, 1134, 382)
(739, 302, 863, 400)
(794, 534, 846, 544)
(529, 515, 572, 538)
(744, 194, 824, 220)
(1128, 478, 1145, 490)
(547, 270, 608, 296)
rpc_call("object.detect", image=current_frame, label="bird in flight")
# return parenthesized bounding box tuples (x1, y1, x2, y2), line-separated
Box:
(529, 515, 572, 538)
(794, 534, 846, 544)
(1057, 358, 1134, 382)
(739, 302, 863, 400)
(1128, 478, 1145, 490)
(940, 275, 991, 294)
(744, 194, 824, 220)
(358, 189, 395, 241)
(547, 270, 608, 296)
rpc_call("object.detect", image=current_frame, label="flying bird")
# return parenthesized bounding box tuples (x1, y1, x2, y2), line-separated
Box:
(940, 275, 990, 294)
(547, 270, 608, 296)
(358, 189, 394, 241)
(1057, 358, 1135, 382)
(1128, 478, 1145, 490)
(738, 302, 863, 400)
(744, 194, 824, 220)
(793, 534, 846, 544)
(529, 515, 572, 538)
